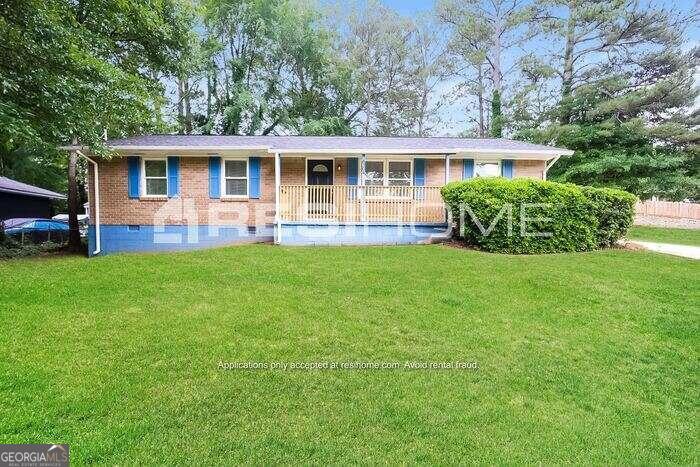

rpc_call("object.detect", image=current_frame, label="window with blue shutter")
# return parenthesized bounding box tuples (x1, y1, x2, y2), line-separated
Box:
(167, 156, 179, 198)
(463, 159, 474, 179)
(209, 156, 221, 198)
(502, 159, 514, 179)
(249, 157, 261, 199)
(127, 156, 140, 198)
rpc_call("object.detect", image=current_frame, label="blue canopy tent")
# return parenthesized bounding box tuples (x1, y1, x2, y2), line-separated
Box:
(3, 218, 69, 244)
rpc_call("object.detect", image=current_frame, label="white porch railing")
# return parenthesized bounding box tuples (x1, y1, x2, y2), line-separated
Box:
(279, 185, 446, 223)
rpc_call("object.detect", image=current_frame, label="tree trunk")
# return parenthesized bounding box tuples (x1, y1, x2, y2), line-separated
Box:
(67, 141, 81, 253)
(177, 78, 184, 134)
(490, 15, 503, 137)
(477, 64, 485, 137)
(206, 65, 213, 132)
(559, 13, 576, 125)
(490, 89, 503, 137)
(183, 78, 192, 134)
(491, 15, 502, 96)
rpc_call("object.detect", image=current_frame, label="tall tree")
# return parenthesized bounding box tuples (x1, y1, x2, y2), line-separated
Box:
(330, 1, 447, 136)
(0, 0, 196, 251)
(518, 2, 699, 200)
(438, 0, 539, 137)
(536, 0, 690, 125)
(410, 15, 450, 136)
(198, 0, 355, 136)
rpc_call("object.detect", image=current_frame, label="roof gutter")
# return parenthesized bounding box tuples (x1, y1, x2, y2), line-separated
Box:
(59, 144, 574, 157)
(75, 150, 100, 256)
(0, 187, 66, 199)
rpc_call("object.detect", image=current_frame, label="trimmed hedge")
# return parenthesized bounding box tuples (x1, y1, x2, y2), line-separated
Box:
(441, 178, 636, 254)
(579, 186, 637, 248)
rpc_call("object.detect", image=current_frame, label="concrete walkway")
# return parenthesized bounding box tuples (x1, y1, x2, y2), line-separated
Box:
(629, 240, 700, 260)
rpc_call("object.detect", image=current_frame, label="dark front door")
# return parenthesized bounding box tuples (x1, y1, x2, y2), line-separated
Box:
(307, 160, 333, 185)
(307, 160, 333, 217)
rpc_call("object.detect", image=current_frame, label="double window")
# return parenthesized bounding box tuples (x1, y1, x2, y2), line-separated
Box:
(223, 158, 248, 197)
(364, 160, 412, 186)
(142, 158, 168, 196)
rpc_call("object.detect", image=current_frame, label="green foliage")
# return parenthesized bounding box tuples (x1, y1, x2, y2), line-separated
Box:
(441, 178, 635, 254)
(199, 0, 355, 136)
(579, 186, 637, 248)
(300, 117, 353, 136)
(0, 240, 66, 260)
(521, 111, 699, 201)
(0, 0, 196, 180)
(514, 4, 698, 201)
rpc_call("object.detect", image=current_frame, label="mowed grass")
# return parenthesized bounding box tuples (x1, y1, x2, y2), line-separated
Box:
(628, 225, 700, 246)
(0, 245, 698, 464)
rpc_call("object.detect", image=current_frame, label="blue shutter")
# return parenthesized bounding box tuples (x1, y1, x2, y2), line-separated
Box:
(127, 156, 140, 198)
(502, 159, 514, 179)
(347, 157, 359, 200)
(249, 157, 261, 199)
(463, 159, 474, 179)
(209, 156, 221, 198)
(413, 158, 426, 186)
(413, 158, 426, 200)
(347, 157, 358, 185)
(167, 156, 179, 198)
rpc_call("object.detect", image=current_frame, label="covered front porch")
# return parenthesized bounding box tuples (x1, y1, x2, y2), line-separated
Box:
(273, 154, 453, 245)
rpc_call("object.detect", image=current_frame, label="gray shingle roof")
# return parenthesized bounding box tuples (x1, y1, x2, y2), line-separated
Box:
(93, 134, 571, 154)
(0, 176, 66, 199)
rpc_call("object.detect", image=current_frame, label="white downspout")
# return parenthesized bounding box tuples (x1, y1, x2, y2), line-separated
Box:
(76, 150, 100, 255)
(274, 152, 281, 244)
(544, 155, 561, 180)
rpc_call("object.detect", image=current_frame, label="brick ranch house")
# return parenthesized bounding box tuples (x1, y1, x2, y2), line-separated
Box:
(62, 135, 573, 256)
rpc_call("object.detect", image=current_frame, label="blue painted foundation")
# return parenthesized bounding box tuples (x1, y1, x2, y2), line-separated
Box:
(88, 223, 450, 256)
(278, 223, 450, 246)
(88, 224, 273, 256)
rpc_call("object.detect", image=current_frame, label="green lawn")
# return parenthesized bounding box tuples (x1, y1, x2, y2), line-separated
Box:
(1, 245, 698, 464)
(628, 225, 700, 246)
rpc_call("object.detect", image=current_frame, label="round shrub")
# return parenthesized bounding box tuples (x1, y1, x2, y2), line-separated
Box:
(441, 178, 635, 254)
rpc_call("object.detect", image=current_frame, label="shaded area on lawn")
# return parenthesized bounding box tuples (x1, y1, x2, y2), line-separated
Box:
(0, 245, 697, 463)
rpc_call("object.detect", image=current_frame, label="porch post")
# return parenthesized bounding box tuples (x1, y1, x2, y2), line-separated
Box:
(445, 154, 450, 184)
(444, 154, 451, 224)
(360, 154, 367, 222)
(274, 152, 281, 244)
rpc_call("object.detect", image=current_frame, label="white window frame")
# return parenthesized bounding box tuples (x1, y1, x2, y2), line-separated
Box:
(474, 160, 502, 178)
(141, 157, 168, 197)
(363, 158, 413, 198)
(386, 159, 413, 187)
(221, 157, 249, 199)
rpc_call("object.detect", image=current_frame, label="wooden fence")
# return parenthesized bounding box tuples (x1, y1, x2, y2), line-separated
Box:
(279, 185, 446, 223)
(636, 200, 700, 219)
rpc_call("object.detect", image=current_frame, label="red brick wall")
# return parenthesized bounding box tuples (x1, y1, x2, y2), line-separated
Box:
(88, 157, 275, 226)
(514, 160, 545, 179)
(425, 158, 463, 185)
(88, 156, 548, 226)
